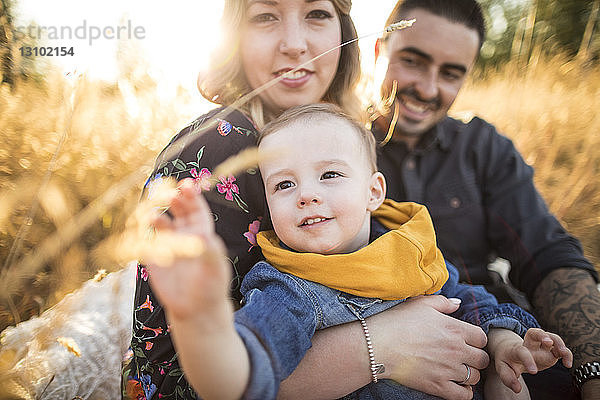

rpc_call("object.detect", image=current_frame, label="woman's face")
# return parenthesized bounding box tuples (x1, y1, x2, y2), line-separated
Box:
(240, 0, 342, 114)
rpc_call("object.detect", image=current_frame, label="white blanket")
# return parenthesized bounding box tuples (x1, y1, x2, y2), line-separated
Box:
(0, 262, 136, 400)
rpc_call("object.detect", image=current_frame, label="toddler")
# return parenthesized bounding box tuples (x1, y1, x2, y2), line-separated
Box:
(145, 104, 572, 400)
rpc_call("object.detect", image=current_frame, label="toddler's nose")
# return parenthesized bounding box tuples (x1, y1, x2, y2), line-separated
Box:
(298, 193, 321, 207)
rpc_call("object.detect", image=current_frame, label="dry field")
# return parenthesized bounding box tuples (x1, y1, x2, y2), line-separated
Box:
(0, 70, 204, 332)
(0, 56, 599, 334)
(452, 57, 600, 270)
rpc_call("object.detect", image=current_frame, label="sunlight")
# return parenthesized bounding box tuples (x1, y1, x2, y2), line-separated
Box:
(15, 0, 223, 94)
(15, 0, 397, 95)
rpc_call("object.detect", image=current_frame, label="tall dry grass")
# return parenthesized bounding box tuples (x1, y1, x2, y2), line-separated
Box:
(453, 56, 600, 269)
(0, 55, 598, 335)
(0, 69, 205, 331)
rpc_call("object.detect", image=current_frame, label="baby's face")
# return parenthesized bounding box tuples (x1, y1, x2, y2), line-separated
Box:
(259, 117, 378, 254)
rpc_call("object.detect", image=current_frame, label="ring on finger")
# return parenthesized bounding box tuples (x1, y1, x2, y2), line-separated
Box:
(458, 363, 471, 385)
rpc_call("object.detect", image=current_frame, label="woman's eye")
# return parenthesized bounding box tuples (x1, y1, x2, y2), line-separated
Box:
(249, 13, 276, 23)
(307, 9, 333, 19)
(321, 171, 341, 179)
(275, 180, 294, 191)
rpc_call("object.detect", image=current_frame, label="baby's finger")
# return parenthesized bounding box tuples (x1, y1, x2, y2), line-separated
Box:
(515, 346, 538, 374)
(177, 177, 196, 191)
(559, 348, 573, 369)
(151, 211, 175, 231)
(170, 183, 215, 234)
(496, 361, 522, 393)
(189, 190, 217, 235)
(177, 179, 198, 200)
(547, 332, 567, 351)
(168, 181, 197, 218)
(547, 335, 570, 362)
(545, 334, 573, 368)
(523, 328, 546, 348)
(540, 336, 554, 351)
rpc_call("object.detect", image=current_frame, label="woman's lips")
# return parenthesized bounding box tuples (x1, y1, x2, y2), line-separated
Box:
(276, 69, 312, 88)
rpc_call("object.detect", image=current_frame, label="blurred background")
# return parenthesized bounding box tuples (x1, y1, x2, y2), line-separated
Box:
(0, 0, 598, 333)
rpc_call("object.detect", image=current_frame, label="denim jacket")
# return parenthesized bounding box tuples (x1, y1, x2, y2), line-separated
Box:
(234, 226, 539, 399)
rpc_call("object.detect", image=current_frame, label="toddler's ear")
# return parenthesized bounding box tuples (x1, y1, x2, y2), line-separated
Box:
(367, 172, 386, 212)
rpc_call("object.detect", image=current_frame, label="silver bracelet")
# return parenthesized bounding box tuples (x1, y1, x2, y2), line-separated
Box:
(358, 317, 386, 383)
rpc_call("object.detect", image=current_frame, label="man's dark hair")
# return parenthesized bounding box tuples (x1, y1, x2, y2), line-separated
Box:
(384, 0, 486, 49)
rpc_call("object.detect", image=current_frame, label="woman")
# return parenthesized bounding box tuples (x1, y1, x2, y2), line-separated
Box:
(123, 1, 488, 399)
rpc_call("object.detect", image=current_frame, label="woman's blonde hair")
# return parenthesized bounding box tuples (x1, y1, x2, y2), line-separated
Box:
(198, 0, 362, 128)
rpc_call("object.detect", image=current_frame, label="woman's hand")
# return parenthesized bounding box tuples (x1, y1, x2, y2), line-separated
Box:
(369, 295, 489, 400)
(279, 295, 489, 400)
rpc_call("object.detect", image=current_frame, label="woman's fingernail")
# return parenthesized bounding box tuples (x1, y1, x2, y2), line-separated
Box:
(449, 298, 462, 305)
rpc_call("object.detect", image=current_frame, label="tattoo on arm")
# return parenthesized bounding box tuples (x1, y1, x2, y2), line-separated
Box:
(532, 268, 600, 367)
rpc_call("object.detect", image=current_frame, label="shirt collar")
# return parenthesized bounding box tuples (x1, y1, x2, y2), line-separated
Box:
(418, 120, 452, 153)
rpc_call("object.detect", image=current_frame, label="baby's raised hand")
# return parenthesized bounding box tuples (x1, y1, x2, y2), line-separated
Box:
(143, 178, 231, 321)
(489, 328, 573, 393)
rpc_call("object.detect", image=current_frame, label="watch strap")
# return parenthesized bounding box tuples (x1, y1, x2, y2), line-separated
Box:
(573, 361, 600, 389)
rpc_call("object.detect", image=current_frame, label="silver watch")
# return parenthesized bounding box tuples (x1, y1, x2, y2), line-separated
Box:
(573, 361, 600, 389)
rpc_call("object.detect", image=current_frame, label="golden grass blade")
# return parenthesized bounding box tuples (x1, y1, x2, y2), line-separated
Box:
(0, 168, 149, 303)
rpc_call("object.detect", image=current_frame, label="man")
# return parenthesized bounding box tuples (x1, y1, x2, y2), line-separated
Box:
(372, 0, 600, 398)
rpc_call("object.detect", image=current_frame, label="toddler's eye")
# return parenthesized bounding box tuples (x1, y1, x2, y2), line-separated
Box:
(275, 180, 294, 191)
(321, 171, 341, 179)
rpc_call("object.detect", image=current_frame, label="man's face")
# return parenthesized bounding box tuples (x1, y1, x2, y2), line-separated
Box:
(379, 8, 480, 138)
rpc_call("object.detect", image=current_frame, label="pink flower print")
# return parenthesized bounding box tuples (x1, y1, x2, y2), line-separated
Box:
(142, 325, 163, 338)
(145, 341, 154, 351)
(217, 119, 232, 136)
(138, 295, 154, 312)
(243, 220, 261, 251)
(140, 267, 148, 281)
(190, 167, 212, 192)
(140, 296, 153, 312)
(216, 176, 239, 201)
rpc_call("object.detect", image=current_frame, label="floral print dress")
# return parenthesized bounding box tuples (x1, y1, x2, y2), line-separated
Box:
(122, 107, 270, 399)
